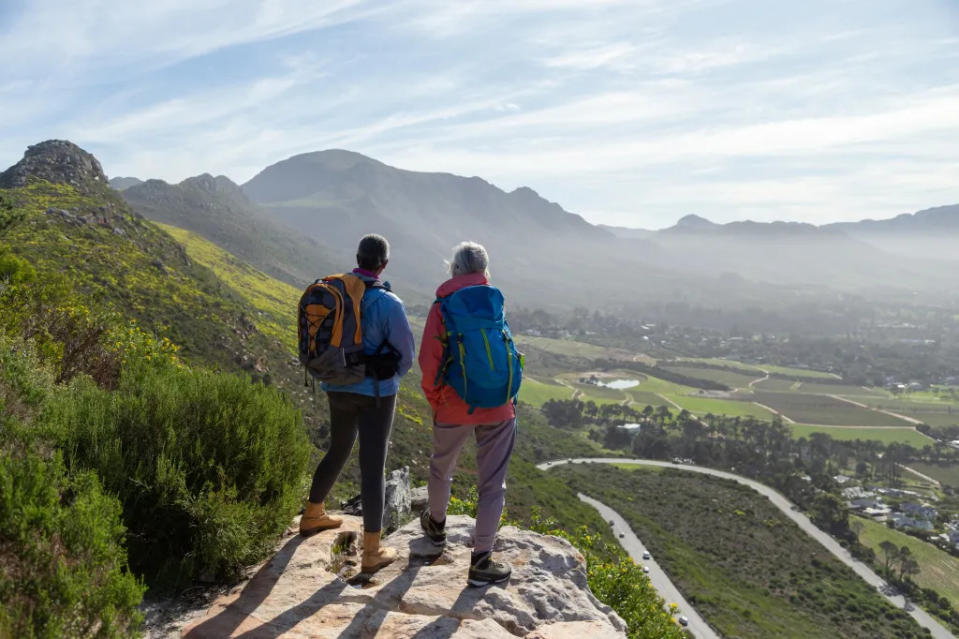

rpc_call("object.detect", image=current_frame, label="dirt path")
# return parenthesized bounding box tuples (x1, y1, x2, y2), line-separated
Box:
(747, 368, 770, 390)
(752, 401, 795, 424)
(555, 377, 580, 400)
(900, 464, 942, 487)
(828, 394, 923, 425)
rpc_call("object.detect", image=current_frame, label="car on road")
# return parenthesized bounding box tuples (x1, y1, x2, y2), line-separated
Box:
(618, 533, 624, 538)
(642, 551, 651, 559)
(642, 565, 649, 573)
(678, 616, 689, 627)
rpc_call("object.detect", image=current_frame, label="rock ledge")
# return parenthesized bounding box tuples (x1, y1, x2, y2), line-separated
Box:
(178, 514, 626, 638)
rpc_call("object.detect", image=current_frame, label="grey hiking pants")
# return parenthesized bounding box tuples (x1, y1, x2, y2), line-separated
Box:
(309, 392, 396, 532)
(428, 418, 517, 553)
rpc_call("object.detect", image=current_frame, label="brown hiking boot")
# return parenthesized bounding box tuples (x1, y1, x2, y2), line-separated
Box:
(299, 501, 342, 536)
(361, 530, 397, 573)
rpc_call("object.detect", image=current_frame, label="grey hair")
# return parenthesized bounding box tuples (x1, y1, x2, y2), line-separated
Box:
(447, 241, 489, 277)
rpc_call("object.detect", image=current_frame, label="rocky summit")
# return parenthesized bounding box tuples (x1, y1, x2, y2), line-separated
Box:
(174, 514, 626, 638)
(0, 139, 107, 191)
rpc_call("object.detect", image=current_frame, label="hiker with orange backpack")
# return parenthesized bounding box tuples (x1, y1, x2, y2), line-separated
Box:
(418, 241, 523, 586)
(297, 234, 415, 574)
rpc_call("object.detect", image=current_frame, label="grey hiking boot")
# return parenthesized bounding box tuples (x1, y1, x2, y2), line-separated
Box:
(467, 551, 511, 587)
(420, 508, 446, 547)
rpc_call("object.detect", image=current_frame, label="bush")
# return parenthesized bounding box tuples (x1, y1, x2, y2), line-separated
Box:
(0, 450, 144, 638)
(39, 361, 312, 588)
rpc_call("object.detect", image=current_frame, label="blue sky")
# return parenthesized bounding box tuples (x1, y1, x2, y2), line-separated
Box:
(1, 0, 958, 228)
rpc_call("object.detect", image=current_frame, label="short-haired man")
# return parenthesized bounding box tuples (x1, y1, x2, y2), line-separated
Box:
(300, 234, 415, 574)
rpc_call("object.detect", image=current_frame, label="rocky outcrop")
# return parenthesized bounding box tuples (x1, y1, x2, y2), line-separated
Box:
(0, 140, 107, 191)
(177, 514, 626, 638)
(383, 466, 412, 533)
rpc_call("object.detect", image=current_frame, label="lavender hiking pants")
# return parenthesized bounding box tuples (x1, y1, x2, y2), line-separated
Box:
(427, 418, 517, 553)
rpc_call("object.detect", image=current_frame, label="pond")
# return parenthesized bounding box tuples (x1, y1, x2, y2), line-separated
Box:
(599, 378, 640, 390)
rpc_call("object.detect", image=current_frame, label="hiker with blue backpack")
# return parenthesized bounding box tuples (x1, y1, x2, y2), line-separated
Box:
(297, 234, 415, 575)
(418, 241, 523, 587)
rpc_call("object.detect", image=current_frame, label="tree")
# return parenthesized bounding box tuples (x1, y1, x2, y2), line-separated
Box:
(850, 519, 864, 543)
(879, 540, 899, 577)
(900, 557, 920, 583)
(897, 546, 916, 582)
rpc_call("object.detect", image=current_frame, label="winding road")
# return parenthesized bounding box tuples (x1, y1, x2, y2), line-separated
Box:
(577, 493, 719, 639)
(539, 458, 955, 639)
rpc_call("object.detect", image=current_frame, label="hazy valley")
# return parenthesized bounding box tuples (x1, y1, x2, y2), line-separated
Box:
(3, 139, 959, 639)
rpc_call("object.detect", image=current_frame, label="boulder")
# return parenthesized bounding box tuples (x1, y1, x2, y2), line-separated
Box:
(383, 466, 411, 532)
(176, 514, 626, 638)
(0, 140, 106, 191)
(341, 466, 412, 532)
(411, 484, 429, 511)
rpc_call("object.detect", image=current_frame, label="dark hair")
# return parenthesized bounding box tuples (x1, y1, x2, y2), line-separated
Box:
(356, 234, 390, 270)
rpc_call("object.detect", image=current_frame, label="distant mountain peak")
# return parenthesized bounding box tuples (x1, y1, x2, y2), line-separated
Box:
(286, 148, 382, 171)
(109, 176, 143, 191)
(180, 173, 244, 197)
(0, 139, 106, 191)
(675, 213, 716, 229)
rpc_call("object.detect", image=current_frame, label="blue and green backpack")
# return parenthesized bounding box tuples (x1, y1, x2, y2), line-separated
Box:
(434, 285, 523, 413)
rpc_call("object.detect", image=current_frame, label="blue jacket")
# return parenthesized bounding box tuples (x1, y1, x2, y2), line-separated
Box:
(323, 272, 415, 397)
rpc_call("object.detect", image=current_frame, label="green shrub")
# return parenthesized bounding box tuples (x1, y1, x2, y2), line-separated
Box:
(528, 513, 686, 639)
(0, 335, 54, 422)
(39, 361, 312, 588)
(0, 192, 26, 231)
(0, 450, 144, 638)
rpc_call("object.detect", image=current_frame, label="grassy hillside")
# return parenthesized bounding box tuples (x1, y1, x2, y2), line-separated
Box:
(120, 175, 342, 288)
(854, 516, 959, 608)
(158, 223, 300, 351)
(557, 464, 926, 639)
(1, 180, 282, 374)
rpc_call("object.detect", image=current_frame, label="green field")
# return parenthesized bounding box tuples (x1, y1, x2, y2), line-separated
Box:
(854, 516, 959, 608)
(513, 334, 621, 360)
(627, 390, 673, 408)
(905, 462, 959, 489)
(627, 373, 696, 396)
(760, 364, 839, 379)
(793, 382, 889, 397)
(552, 373, 631, 405)
(668, 395, 776, 419)
(558, 465, 925, 639)
(789, 424, 932, 447)
(854, 398, 959, 427)
(518, 376, 573, 406)
(754, 391, 911, 426)
(672, 357, 764, 375)
(660, 365, 761, 389)
(755, 378, 802, 392)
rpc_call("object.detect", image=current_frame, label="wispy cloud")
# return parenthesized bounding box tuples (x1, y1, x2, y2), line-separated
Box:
(0, 0, 370, 78)
(1, 0, 957, 227)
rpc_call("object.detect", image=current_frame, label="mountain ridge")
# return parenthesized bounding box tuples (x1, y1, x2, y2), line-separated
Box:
(121, 172, 341, 287)
(17, 139, 955, 313)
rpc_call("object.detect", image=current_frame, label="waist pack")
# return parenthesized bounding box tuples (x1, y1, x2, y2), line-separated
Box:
(297, 273, 392, 385)
(434, 285, 523, 413)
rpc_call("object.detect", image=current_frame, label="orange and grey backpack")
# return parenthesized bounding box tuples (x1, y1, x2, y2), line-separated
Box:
(297, 273, 386, 385)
